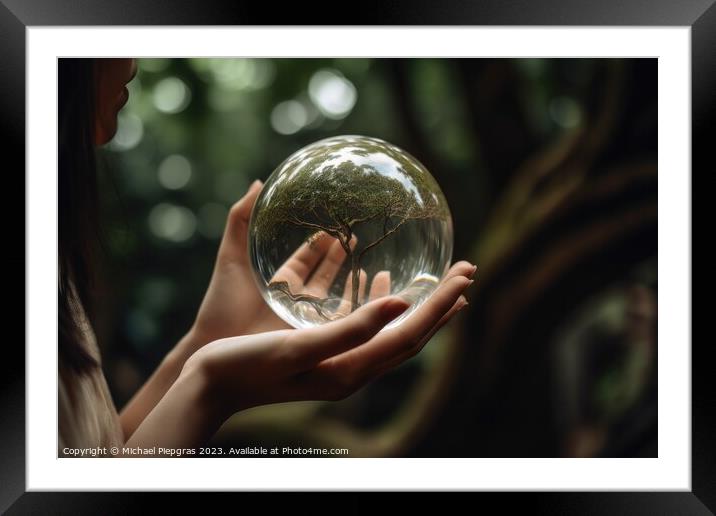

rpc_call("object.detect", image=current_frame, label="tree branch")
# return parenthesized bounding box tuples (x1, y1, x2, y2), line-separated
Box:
(359, 216, 408, 261)
(285, 217, 344, 242)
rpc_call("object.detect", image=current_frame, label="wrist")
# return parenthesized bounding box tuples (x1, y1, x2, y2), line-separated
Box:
(166, 327, 204, 370)
(125, 359, 227, 450)
(175, 355, 230, 435)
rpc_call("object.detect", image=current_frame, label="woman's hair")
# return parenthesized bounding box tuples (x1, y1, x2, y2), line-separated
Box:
(58, 59, 100, 373)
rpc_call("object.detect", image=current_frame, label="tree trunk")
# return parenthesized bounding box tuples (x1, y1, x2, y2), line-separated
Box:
(350, 253, 361, 312)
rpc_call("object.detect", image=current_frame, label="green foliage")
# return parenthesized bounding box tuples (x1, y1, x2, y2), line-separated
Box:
(257, 146, 443, 238)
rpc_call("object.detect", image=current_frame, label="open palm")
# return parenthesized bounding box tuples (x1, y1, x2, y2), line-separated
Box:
(190, 180, 390, 347)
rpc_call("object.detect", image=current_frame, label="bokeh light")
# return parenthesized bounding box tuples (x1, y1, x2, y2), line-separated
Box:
(308, 69, 357, 119)
(153, 77, 191, 114)
(148, 203, 197, 242)
(207, 58, 276, 91)
(549, 96, 583, 128)
(157, 154, 192, 190)
(270, 100, 308, 135)
(108, 112, 144, 151)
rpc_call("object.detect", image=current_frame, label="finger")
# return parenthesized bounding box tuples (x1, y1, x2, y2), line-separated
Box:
(424, 295, 468, 344)
(303, 294, 468, 400)
(329, 275, 473, 372)
(287, 295, 410, 369)
(442, 261, 477, 283)
(271, 231, 334, 289)
(219, 180, 263, 262)
(370, 295, 468, 378)
(334, 269, 367, 317)
(304, 236, 356, 297)
(368, 271, 391, 301)
(382, 275, 472, 351)
(295, 262, 475, 401)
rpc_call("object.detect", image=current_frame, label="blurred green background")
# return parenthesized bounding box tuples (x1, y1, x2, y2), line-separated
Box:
(96, 58, 657, 457)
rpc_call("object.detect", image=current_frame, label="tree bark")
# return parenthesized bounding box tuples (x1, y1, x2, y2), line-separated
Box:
(350, 253, 361, 312)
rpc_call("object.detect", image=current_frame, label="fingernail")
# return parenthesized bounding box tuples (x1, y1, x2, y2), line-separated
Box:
(455, 294, 468, 312)
(250, 179, 263, 191)
(468, 264, 478, 278)
(468, 279, 475, 286)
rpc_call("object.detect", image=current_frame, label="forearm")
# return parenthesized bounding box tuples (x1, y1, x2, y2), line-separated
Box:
(123, 364, 226, 451)
(119, 331, 203, 440)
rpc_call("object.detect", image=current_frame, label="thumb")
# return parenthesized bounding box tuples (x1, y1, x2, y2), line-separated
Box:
(225, 179, 263, 243)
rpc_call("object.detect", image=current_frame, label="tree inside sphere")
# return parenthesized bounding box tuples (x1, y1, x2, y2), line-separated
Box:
(248, 135, 453, 330)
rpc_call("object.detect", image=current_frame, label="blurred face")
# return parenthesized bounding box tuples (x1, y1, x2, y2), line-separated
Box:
(94, 58, 137, 145)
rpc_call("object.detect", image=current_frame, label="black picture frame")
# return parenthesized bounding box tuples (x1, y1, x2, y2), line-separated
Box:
(2, 1, 709, 513)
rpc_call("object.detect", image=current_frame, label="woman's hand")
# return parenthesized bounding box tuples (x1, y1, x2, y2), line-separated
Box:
(184, 180, 405, 355)
(123, 180, 454, 441)
(122, 181, 279, 438)
(181, 261, 475, 418)
(125, 260, 475, 449)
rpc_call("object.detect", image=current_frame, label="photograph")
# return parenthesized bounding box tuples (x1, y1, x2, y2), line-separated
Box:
(58, 57, 658, 459)
(3, 3, 704, 508)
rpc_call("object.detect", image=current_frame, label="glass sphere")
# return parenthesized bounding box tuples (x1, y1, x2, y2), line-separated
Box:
(248, 135, 453, 330)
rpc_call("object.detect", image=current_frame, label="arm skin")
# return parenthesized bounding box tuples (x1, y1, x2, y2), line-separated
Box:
(118, 331, 203, 441)
(119, 180, 276, 441)
(123, 359, 221, 450)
